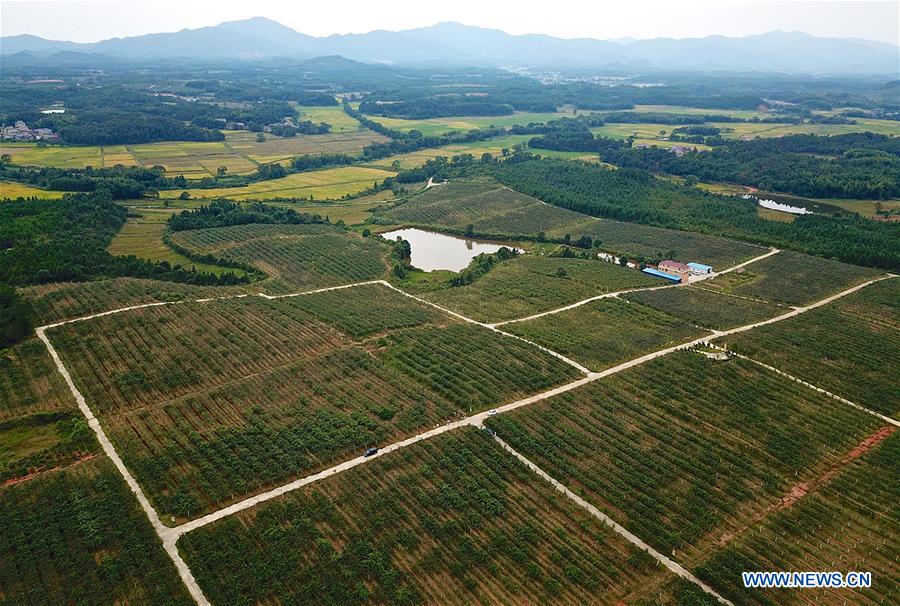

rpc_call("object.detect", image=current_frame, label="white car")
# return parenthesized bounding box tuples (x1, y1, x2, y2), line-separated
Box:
(487, 409, 499, 416)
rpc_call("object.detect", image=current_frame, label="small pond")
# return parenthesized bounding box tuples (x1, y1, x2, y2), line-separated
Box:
(381, 228, 521, 272)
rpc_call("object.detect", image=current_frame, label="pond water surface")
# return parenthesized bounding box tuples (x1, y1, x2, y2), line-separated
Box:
(381, 228, 521, 272)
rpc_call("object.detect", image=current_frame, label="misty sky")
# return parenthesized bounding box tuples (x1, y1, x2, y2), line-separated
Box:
(2, 0, 898, 45)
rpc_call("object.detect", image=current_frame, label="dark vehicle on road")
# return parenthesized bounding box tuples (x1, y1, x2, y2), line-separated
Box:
(364, 447, 379, 457)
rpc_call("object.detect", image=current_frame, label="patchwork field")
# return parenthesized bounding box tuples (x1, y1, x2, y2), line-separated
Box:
(694, 429, 899, 606)
(590, 117, 900, 141)
(160, 166, 396, 200)
(179, 428, 687, 606)
(169, 223, 390, 292)
(625, 284, 786, 330)
(367, 110, 577, 136)
(380, 177, 764, 267)
(0, 339, 73, 421)
(46, 283, 577, 520)
(0, 129, 389, 178)
(0, 181, 68, 199)
(485, 352, 882, 565)
(107, 208, 249, 277)
(368, 135, 532, 169)
(422, 256, 665, 322)
(294, 104, 363, 132)
(503, 297, 707, 371)
(699, 250, 882, 306)
(0, 457, 193, 605)
(728, 277, 900, 416)
(223, 129, 389, 165)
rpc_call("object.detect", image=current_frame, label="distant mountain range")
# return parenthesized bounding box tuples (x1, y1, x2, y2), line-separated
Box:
(2, 17, 898, 74)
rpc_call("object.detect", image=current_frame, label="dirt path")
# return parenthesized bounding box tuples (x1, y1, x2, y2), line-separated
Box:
(490, 247, 780, 328)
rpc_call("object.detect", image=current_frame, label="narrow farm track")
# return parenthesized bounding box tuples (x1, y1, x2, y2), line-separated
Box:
(34, 247, 891, 605)
(490, 434, 734, 606)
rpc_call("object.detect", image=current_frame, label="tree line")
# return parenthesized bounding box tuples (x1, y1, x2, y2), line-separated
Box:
(489, 157, 900, 269)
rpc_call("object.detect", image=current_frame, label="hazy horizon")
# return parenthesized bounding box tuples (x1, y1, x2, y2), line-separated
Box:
(3, 0, 898, 46)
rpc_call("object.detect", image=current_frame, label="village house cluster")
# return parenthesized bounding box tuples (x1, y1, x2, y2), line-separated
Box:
(1, 121, 59, 142)
(643, 259, 713, 283)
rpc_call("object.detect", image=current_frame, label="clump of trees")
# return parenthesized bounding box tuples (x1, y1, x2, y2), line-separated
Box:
(168, 200, 327, 231)
(0, 284, 33, 347)
(0, 193, 249, 286)
(449, 248, 519, 286)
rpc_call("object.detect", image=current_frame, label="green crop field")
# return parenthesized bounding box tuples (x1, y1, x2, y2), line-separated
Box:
(486, 352, 882, 563)
(19, 277, 244, 325)
(379, 322, 579, 410)
(422, 256, 665, 322)
(170, 223, 390, 292)
(630, 105, 773, 119)
(625, 285, 786, 330)
(0, 457, 193, 605)
(282, 282, 452, 337)
(0, 181, 68, 199)
(107, 208, 249, 277)
(160, 165, 396, 200)
(590, 115, 900, 142)
(1, 129, 388, 178)
(380, 177, 588, 235)
(503, 297, 707, 371)
(0, 142, 108, 168)
(45, 294, 455, 520)
(543, 218, 764, 268)
(380, 177, 764, 268)
(694, 429, 899, 606)
(367, 110, 577, 136)
(699, 250, 882, 306)
(728, 277, 900, 416)
(180, 428, 687, 606)
(0, 339, 73, 422)
(45, 282, 577, 520)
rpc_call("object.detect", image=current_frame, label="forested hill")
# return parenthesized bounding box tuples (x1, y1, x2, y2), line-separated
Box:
(492, 157, 900, 270)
